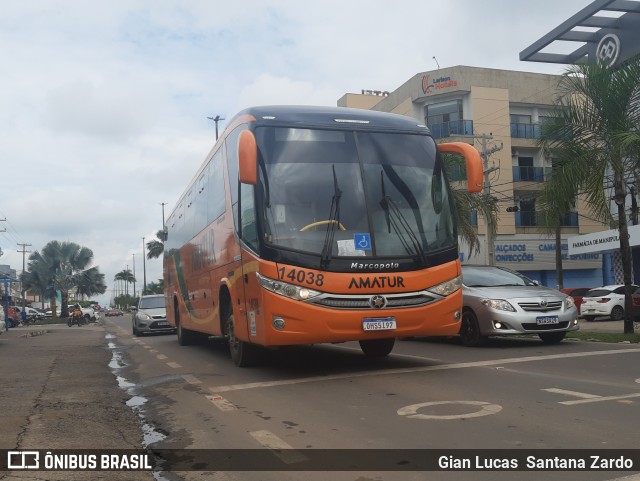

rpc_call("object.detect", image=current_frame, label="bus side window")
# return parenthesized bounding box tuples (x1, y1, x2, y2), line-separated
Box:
(240, 183, 258, 252)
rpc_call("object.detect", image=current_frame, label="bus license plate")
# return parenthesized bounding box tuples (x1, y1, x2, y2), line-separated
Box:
(536, 316, 559, 325)
(363, 317, 396, 331)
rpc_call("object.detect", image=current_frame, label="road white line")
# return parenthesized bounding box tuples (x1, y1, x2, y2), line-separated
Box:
(156, 354, 167, 360)
(209, 347, 640, 393)
(249, 430, 308, 464)
(560, 393, 640, 405)
(543, 388, 602, 399)
(166, 362, 181, 368)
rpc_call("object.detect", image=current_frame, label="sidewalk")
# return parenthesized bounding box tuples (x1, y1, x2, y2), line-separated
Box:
(577, 318, 636, 333)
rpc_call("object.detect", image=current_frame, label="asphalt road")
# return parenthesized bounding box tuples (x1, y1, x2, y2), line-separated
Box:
(1, 316, 639, 481)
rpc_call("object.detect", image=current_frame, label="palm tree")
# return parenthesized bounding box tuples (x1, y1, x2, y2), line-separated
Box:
(539, 55, 640, 334)
(146, 230, 165, 260)
(25, 241, 106, 318)
(114, 269, 135, 296)
(76, 267, 107, 299)
(20, 263, 55, 310)
(144, 279, 164, 295)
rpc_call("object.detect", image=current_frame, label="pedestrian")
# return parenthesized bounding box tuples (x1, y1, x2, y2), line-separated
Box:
(21, 308, 27, 326)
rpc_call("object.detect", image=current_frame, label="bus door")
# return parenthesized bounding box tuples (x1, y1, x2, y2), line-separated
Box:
(236, 129, 263, 343)
(238, 182, 262, 342)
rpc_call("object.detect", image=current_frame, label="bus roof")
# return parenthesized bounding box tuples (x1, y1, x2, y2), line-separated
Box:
(231, 105, 430, 134)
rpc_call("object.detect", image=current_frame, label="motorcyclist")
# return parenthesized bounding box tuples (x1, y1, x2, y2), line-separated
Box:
(72, 304, 83, 323)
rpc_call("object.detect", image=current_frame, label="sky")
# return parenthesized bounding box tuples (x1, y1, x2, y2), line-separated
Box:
(0, 0, 592, 307)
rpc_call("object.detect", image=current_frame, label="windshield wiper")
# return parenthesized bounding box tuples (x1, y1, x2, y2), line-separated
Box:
(380, 171, 428, 266)
(320, 165, 342, 269)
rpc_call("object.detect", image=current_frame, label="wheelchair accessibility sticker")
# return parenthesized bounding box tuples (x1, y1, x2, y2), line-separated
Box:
(354, 233, 372, 251)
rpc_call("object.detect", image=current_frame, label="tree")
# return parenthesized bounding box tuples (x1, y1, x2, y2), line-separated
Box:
(144, 279, 164, 295)
(146, 230, 165, 260)
(114, 269, 135, 297)
(20, 262, 56, 310)
(76, 267, 107, 299)
(23, 241, 106, 318)
(538, 55, 640, 334)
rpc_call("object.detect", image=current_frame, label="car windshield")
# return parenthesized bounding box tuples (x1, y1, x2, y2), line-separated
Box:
(139, 297, 165, 309)
(256, 127, 456, 262)
(585, 289, 612, 297)
(462, 266, 536, 287)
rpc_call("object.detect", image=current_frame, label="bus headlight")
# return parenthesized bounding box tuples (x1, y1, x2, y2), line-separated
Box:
(256, 273, 322, 301)
(427, 275, 462, 297)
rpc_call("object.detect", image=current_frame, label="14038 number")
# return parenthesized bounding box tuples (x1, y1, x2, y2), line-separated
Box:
(278, 267, 325, 287)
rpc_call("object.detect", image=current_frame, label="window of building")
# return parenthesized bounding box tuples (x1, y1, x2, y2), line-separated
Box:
(510, 114, 531, 124)
(425, 100, 462, 126)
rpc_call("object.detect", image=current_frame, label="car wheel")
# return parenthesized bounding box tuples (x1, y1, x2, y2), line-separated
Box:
(610, 305, 624, 321)
(539, 331, 566, 344)
(459, 309, 486, 347)
(359, 338, 395, 358)
(583, 316, 595, 322)
(132, 321, 141, 337)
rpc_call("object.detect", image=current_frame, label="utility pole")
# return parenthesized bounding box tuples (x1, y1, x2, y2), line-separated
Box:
(207, 115, 225, 140)
(142, 237, 147, 295)
(132, 254, 136, 299)
(477, 134, 502, 266)
(17, 243, 32, 309)
(159, 202, 167, 241)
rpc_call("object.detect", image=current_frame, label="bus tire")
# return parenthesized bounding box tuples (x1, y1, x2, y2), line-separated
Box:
(359, 338, 395, 358)
(226, 313, 260, 367)
(176, 306, 198, 346)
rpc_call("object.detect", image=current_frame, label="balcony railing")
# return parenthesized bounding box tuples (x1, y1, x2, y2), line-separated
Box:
(512, 166, 552, 182)
(514, 211, 578, 227)
(429, 120, 473, 139)
(511, 122, 541, 139)
(515, 211, 537, 227)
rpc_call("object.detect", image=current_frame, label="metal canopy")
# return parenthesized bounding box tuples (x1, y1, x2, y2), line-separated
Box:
(520, 0, 640, 67)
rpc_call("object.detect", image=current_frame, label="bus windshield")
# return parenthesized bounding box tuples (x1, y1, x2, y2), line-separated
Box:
(255, 127, 456, 262)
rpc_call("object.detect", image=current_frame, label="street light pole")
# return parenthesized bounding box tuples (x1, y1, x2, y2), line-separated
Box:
(132, 253, 136, 299)
(142, 237, 147, 295)
(159, 202, 167, 242)
(207, 115, 225, 140)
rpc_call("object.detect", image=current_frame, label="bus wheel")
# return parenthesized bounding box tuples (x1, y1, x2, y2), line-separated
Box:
(176, 307, 198, 346)
(226, 314, 259, 367)
(359, 338, 395, 358)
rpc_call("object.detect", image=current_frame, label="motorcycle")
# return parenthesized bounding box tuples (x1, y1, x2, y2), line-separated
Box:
(67, 312, 87, 327)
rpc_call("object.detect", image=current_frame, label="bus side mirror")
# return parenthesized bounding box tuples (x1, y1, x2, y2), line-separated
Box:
(438, 142, 483, 193)
(238, 130, 257, 185)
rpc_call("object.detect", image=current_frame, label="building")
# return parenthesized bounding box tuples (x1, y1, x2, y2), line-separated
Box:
(338, 65, 609, 288)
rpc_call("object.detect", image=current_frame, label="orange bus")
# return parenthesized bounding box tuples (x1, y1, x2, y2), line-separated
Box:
(163, 106, 482, 366)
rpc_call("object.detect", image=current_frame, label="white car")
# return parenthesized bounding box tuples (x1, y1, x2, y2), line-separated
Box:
(580, 284, 638, 322)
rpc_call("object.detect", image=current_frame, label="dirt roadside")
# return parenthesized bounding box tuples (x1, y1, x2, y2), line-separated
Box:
(0, 324, 154, 481)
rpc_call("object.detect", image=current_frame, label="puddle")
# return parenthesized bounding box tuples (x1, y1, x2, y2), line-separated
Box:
(109, 351, 126, 370)
(106, 331, 170, 481)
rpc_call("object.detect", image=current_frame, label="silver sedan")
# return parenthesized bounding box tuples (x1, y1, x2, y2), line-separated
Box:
(459, 265, 579, 346)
